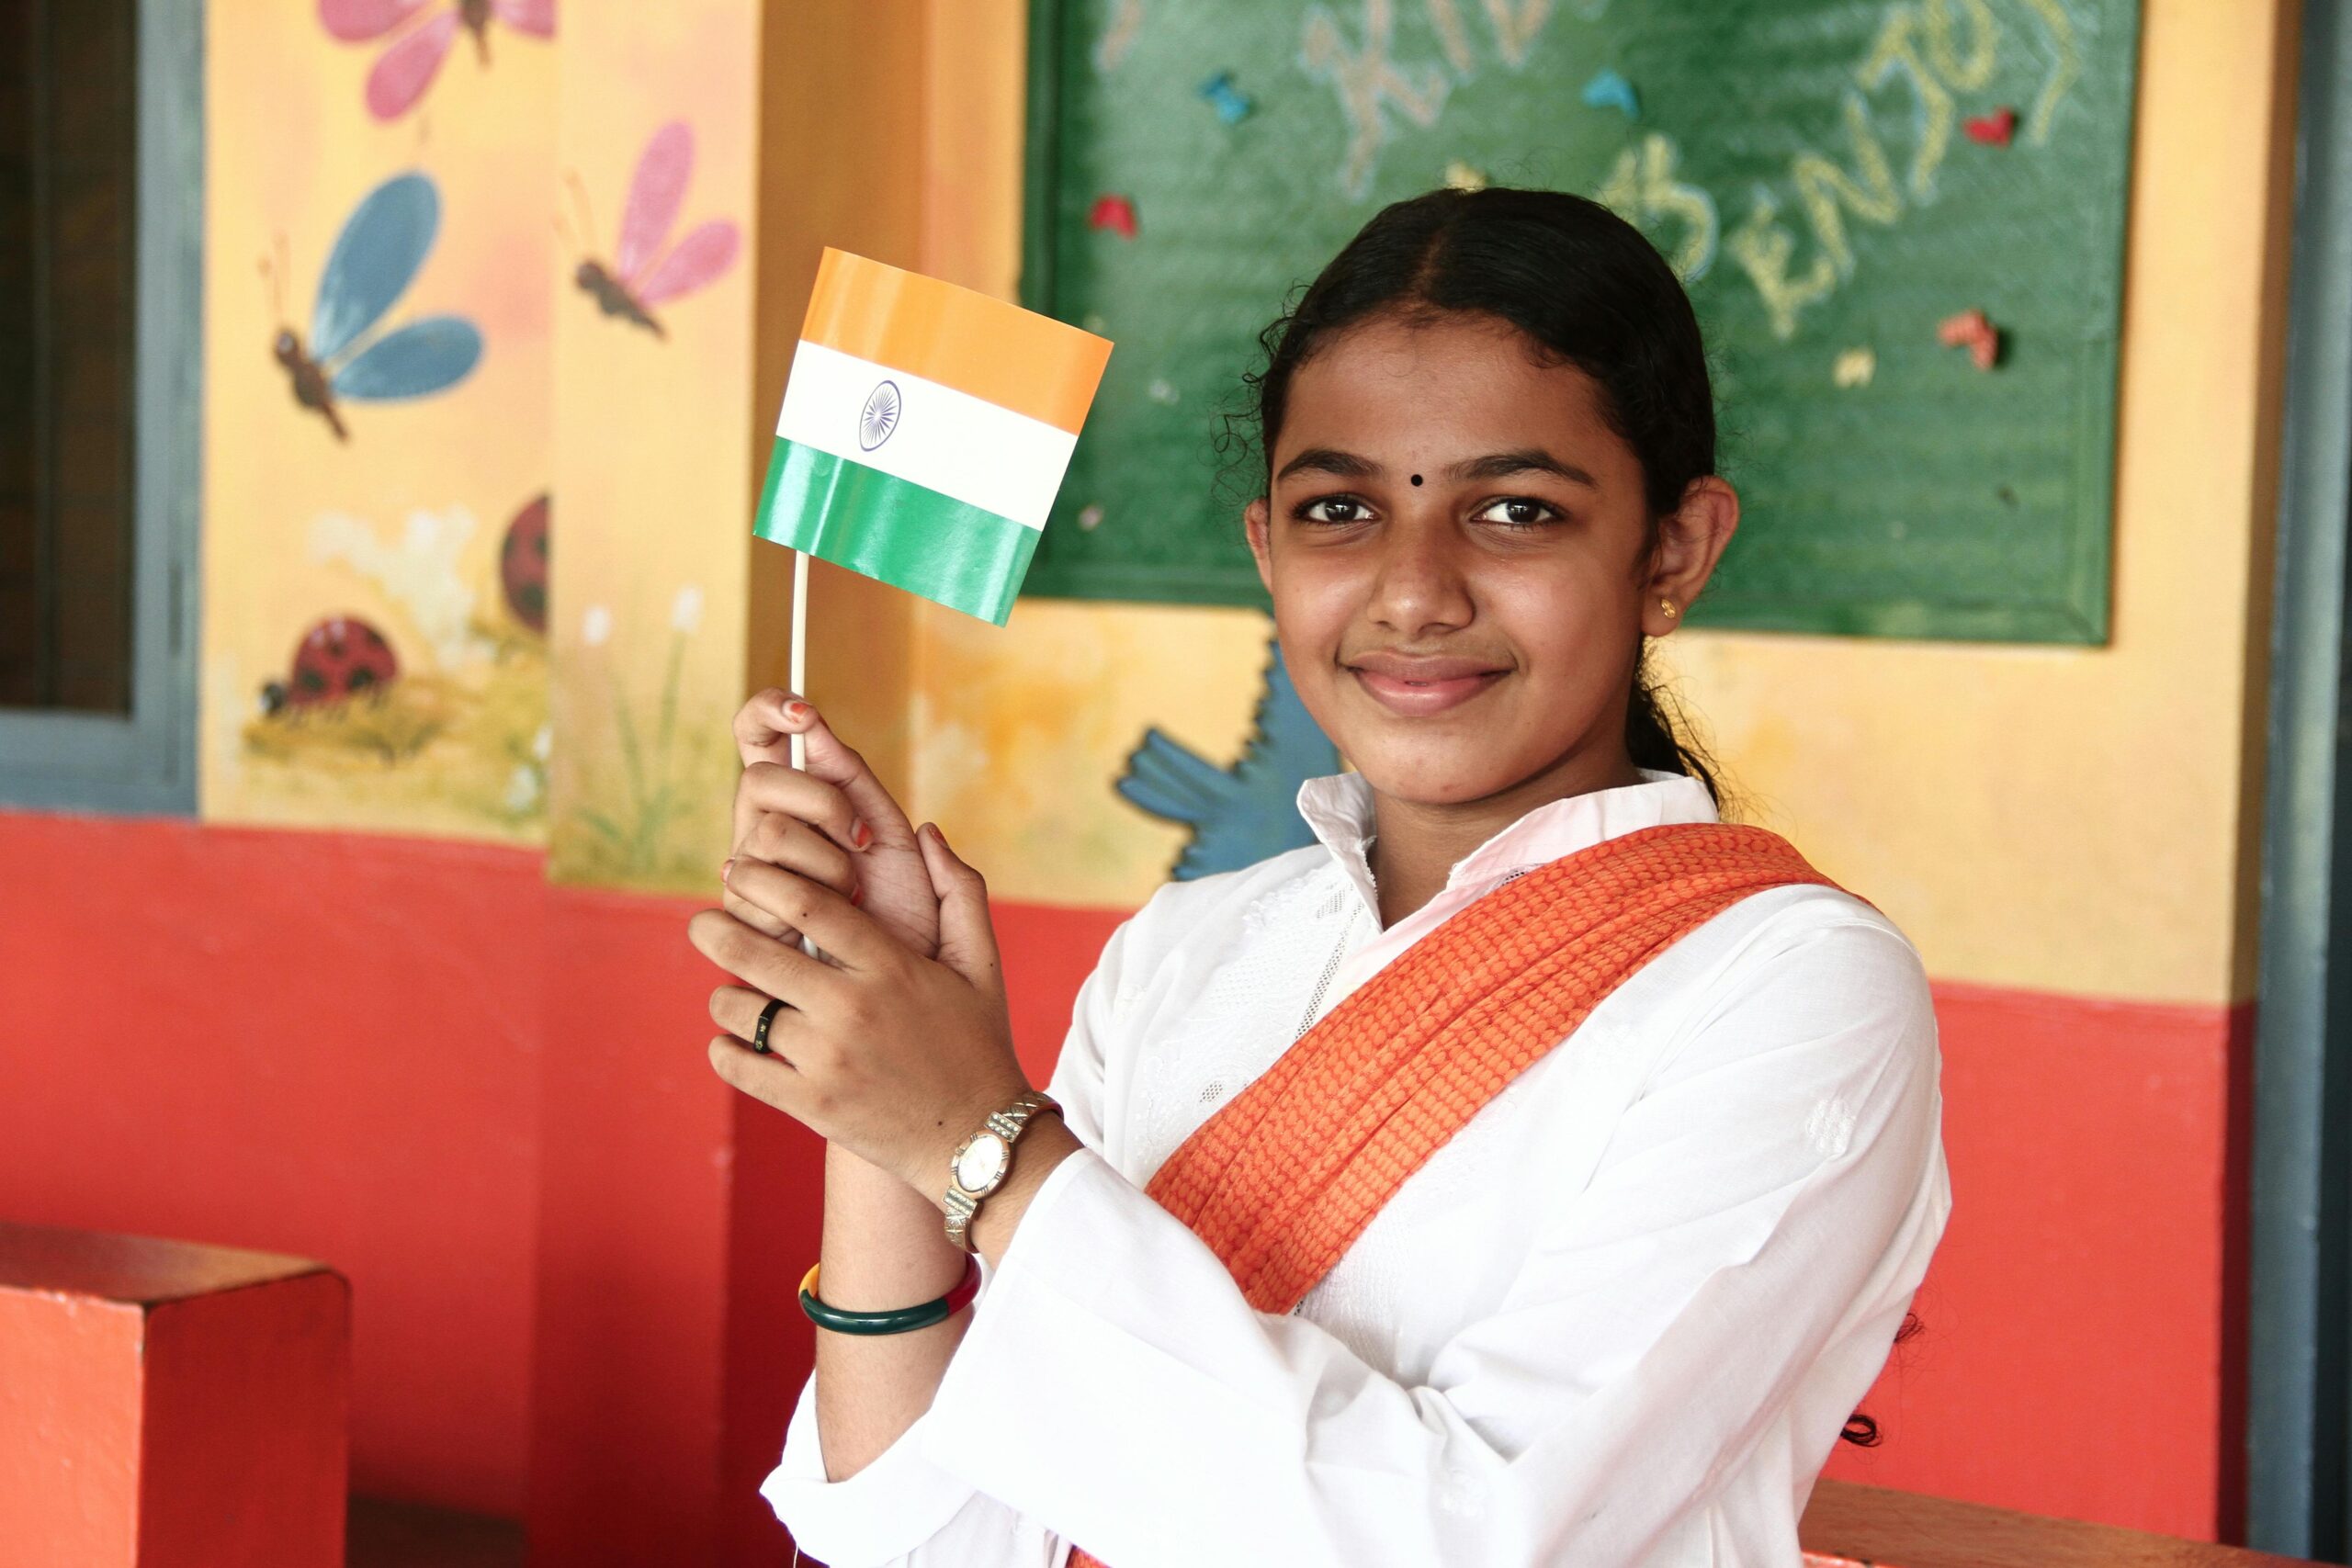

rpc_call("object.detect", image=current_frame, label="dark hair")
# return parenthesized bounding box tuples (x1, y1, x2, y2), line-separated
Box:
(1238, 185, 1728, 812)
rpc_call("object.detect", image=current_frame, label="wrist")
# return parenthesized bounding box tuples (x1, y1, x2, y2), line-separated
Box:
(965, 1116, 1080, 1263)
(908, 1074, 1036, 1195)
(930, 1086, 1065, 1253)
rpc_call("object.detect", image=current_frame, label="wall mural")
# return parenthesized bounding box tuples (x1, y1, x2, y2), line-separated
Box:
(269, 171, 483, 441)
(1117, 637, 1335, 880)
(320, 0, 559, 123)
(562, 120, 741, 340)
(541, 2, 758, 896)
(202, 1, 557, 843)
(542, 108, 747, 892)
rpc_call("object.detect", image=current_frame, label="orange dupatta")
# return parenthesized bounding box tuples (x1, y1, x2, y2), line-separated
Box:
(1066, 820, 1863, 1568)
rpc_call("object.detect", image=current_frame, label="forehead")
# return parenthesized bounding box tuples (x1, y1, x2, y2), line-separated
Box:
(1274, 311, 1628, 473)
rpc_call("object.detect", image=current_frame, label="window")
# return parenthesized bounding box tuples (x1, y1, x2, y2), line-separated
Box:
(0, 0, 199, 813)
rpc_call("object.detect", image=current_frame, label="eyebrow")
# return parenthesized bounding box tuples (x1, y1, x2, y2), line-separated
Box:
(1448, 448, 1600, 490)
(1274, 446, 1379, 482)
(1272, 446, 1601, 490)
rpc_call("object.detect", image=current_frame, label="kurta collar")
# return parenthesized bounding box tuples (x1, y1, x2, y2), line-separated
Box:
(1294, 767, 1721, 926)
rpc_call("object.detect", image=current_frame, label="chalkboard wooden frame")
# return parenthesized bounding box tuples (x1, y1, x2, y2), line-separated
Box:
(1019, 0, 2141, 645)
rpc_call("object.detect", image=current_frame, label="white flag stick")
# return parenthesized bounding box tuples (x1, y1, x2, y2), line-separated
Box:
(788, 548, 809, 772)
(788, 548, 824, 962)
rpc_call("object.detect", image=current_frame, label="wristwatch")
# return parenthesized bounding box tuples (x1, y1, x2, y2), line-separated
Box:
(942, 1089, 1063, 1252)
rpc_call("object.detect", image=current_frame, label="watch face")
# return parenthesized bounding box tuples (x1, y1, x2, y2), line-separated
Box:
(955, 1131, 1010, 1193)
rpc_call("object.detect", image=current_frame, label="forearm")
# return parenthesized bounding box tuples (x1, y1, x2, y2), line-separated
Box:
(811, 1110, 1082, 1483)
(812, 1142, 971, 1480)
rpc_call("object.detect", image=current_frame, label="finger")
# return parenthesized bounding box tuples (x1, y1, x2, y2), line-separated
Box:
(725, 813, 859, 937)
(918, 822, 1005, 1005)
(707, 983, 805, 1054)
(732, 761, 868, 865)
(721, 860, 899, 973)
(687, 907, 851, 1006)
(707, 1032, 823, 1123)
(733, 687, 805, 768)
(766, 698, 917, 847)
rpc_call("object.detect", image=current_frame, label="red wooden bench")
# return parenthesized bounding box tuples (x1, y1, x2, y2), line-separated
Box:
(1803, 1479, 2318, 1567)
(0, 1221, 349, 1568)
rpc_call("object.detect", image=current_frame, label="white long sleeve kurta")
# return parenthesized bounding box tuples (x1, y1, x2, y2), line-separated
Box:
(763, 768, 1951, 1568)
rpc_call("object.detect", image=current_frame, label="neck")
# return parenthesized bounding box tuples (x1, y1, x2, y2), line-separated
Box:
(1366, 745, 1648, 928)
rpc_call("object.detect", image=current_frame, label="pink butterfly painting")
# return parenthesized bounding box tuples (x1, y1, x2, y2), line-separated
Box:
(563, 121, 741, 341)
(319, 0, 557, 123)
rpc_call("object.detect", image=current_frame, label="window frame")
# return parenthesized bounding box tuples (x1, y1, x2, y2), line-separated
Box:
(0, 0, 199, 815)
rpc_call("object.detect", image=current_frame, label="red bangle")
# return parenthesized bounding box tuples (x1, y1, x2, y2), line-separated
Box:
(798, 1251, 981, 1335)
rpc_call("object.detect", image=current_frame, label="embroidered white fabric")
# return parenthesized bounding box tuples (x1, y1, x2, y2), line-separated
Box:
(762, 769, 1951, 1568)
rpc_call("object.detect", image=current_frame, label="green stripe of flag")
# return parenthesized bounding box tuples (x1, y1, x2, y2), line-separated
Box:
(753, 438, 1039, 626)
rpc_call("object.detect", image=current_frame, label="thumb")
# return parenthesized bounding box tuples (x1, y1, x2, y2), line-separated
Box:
(918, 822, 1002, 1002)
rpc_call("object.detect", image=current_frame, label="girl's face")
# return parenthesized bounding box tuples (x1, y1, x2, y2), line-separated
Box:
(1245, 310, 1736, 810)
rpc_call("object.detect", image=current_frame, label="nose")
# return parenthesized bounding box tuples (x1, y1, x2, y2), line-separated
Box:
(1365, 511, 1473, 637)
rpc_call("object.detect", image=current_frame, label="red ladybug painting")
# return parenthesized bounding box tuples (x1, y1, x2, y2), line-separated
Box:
(500, 492, 548, 633)
(260, 616, 401, 716)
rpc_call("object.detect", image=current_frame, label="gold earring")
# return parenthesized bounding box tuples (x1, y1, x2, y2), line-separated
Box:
(1659, 598, 1678, 619)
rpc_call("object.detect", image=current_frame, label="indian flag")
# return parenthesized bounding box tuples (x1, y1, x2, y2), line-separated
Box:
(753, 249, 1114, 626)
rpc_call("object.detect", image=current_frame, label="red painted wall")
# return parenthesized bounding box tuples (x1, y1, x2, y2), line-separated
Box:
(0, 809, 2251, 1547)
(0, 811, 544, 1517)
(1817, 984, 2250, 1542)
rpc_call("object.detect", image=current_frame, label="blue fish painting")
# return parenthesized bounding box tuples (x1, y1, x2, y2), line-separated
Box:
(272, 171, 482, 441)
(1117, 637, 1340, 881)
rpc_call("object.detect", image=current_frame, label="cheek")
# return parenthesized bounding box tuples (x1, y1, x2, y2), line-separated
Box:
(1267, 550, 1362, 667)
(1479, 558, 1638, 682)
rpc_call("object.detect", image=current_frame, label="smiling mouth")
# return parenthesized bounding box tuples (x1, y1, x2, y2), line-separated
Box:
(1346, 664, 1507, 716)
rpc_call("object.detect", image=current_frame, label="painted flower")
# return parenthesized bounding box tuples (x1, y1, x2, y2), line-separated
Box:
(671, 584, 704, 637)
(582, 604, 613, 648)
(531, 723, 553, 762)
(504, 762, 542, 813)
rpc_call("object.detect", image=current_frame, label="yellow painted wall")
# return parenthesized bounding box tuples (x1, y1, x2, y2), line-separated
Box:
(866, 0, 2297, 1009)
(545, 4, 759, 892)
(202, 1, 557, 841)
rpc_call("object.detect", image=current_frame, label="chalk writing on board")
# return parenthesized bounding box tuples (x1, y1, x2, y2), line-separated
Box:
(1424, 0, 1556, 73)
(1299, 0, 1454, 198)
(1594, 133, 1717, 281)
(1095, 0, 1146, 72)
(1727, 0, 2081, 338)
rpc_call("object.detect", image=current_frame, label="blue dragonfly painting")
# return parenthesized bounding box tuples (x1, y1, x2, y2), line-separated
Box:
(1117, 636, 1340, 882)
(271, 171, 481, 441)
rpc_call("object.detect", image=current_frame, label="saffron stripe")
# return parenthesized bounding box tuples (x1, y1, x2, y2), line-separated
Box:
(797, 249, 1112, 434)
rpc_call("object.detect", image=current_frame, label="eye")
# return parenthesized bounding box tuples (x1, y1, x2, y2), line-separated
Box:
(1473, 496, 1561, 527)
(1295, 494, 1374, 525)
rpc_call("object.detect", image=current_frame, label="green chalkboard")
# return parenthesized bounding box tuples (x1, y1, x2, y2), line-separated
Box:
(1021, 0, 2139, 643)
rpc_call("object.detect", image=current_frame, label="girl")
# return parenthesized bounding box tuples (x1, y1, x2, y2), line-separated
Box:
(689, 186, 1950, 1567)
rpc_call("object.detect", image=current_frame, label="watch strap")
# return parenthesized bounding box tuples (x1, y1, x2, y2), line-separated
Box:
(943, 1090, 1062, 1252)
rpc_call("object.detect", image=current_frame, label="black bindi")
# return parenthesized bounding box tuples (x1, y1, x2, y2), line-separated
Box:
(1410, 473, 1423, 486)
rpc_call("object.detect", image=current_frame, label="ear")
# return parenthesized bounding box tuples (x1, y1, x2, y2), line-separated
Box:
(1244, 496, 1276, 597)
(1643, 476, 1739, 637)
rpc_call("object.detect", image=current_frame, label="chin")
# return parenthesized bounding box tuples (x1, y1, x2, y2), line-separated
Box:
(1340, 741, 1529, 807)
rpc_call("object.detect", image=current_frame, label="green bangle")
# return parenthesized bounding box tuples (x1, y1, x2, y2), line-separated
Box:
(798, 1255, 981, 1336)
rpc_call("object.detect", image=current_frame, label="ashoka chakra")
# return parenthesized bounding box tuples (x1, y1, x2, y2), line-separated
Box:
(859, 380, 902, 451)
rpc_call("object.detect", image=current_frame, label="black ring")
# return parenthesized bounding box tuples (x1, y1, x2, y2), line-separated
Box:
(752, 996, 786, 1055)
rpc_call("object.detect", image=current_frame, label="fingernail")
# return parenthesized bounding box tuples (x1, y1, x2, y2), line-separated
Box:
(783, 699, 813, 725)
(721, 857, 734, 884)
(848, 882, 865, 908)
(850, 818, 873, 852)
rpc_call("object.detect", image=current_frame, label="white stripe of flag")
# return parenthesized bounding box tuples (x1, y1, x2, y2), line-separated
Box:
(775, 340, 1079, 532)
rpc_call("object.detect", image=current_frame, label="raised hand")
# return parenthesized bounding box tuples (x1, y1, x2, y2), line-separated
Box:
(696, 822, 1035, 1194)
(728, 689, 942, 960)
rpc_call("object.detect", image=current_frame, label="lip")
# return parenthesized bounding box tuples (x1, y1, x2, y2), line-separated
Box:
(1344, 653, 1509, 716)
